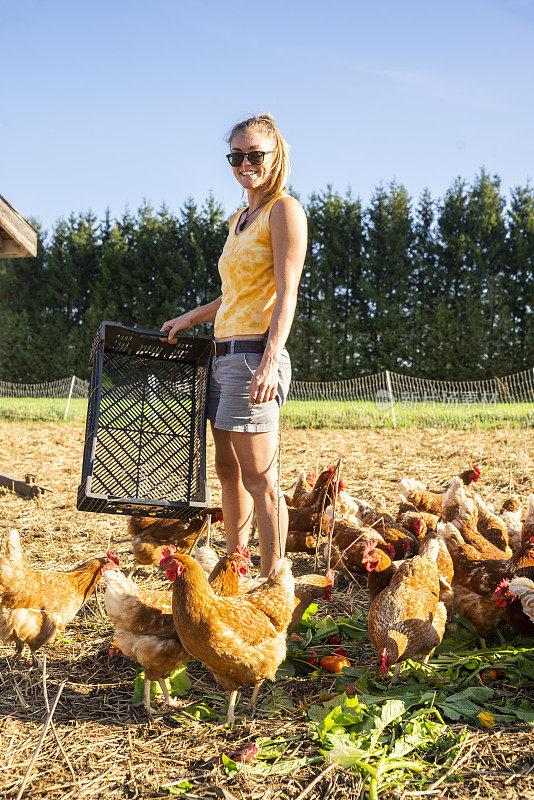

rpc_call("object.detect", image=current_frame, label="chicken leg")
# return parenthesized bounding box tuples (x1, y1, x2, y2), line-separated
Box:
(158, 679, 184, 709)
(226, 690, 238, 725)
(141, 679, 155, 718)
(249, 680, 264, 717)
(387, 664, 401, 688)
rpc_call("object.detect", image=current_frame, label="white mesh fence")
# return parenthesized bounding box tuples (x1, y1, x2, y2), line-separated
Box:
(1, 370, 533, 427)
(282, 368, 534, 428)
(0, 376, 89, 420)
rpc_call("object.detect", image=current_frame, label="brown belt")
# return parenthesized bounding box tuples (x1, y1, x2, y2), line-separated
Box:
(214, 339, 265, 357)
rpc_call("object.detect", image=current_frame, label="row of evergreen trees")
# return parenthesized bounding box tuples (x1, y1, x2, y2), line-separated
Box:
(1, 170, 532, 382)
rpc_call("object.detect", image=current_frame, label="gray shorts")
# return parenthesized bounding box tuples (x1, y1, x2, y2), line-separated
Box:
(207, 348, 291, 432)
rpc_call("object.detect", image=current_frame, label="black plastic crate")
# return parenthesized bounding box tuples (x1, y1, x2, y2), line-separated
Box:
(77, 322, 213, 520)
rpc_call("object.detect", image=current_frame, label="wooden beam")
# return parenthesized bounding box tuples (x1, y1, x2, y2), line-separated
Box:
(0, 472, 53, 498)
(0, 194, 37, 258)
(0, 234, 26, 257)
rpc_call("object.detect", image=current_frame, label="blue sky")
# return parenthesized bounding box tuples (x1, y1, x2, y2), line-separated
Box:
(3, 0, 534, 231)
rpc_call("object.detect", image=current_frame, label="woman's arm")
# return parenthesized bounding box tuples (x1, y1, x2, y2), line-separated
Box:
(161, 296, 222, 342)
(249, 196, 307, 404)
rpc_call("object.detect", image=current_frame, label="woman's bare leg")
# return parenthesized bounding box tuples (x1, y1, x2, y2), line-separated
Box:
(230, 429, 288, 577)
(211, 424, 254, 553)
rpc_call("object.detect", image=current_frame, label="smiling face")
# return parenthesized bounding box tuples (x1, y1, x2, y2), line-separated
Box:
(229, 129, 276, 194)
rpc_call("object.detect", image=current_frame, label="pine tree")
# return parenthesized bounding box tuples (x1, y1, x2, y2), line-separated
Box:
(466, 170, 507, 375)
(289, 188, 364, 379)
(0, 225, 50, 380)
(45, 211, 102, 377)
(434, 178, 476, 379)
(507, 183, 534, 370)
(363, 182, 413, 373)
(412, 189, 437, 374)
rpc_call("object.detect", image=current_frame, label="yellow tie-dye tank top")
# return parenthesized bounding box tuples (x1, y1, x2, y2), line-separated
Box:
(214, 193, 286, 338)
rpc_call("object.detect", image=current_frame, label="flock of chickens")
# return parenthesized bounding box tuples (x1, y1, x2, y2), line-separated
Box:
(1, 464, 534, 724)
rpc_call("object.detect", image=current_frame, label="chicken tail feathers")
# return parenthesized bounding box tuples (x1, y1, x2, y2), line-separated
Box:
(5, 529, 22, 556)
(398, 477, 425, 502)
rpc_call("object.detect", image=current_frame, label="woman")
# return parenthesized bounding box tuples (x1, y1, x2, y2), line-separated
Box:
(161, 114, 307, 577)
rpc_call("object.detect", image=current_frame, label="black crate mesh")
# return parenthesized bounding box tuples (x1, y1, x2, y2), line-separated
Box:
(92, 355, 205, 503)
(78, 324, 211, 518)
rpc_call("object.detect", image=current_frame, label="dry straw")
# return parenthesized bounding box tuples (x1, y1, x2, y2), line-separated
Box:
(0, 421, 533, 799)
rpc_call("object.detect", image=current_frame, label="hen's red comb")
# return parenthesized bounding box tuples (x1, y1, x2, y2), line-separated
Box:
(235, 544, 251, 561)
(160, 544, 176, 562)
(362, 539, 379, 559)
(106, 550, 119, 566)
(338, 478, 345, 491)
(493, 578, 514, 606)
(472, 465, 481, 476)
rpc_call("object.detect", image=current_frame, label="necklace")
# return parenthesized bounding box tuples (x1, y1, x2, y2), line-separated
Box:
(238, 201, 266, 232)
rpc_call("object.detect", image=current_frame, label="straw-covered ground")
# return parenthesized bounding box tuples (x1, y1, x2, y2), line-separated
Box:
(0, 421, 533, 799)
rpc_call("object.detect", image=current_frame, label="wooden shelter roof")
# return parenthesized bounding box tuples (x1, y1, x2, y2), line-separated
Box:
(0, 194, 37, 258)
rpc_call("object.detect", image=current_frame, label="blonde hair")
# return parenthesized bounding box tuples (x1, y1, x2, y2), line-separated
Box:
(227, 113, 291, 203)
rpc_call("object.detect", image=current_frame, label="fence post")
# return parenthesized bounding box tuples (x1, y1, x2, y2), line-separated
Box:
(64, 376, 76, 420)
(385, 370, 396, 429)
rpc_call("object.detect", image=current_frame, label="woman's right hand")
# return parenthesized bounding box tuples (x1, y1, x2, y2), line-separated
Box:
(160, 312, 193, 343)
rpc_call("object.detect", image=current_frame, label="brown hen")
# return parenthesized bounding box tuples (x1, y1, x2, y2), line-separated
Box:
(162, 553, 295, 724)
(127, 508, 222, 567)
(368, 540, 447, 682)
(398, 467, 480, 516)
(0, 530, 110, 661)
(521, 494, 534, 546)
(102, 548, 251, 715)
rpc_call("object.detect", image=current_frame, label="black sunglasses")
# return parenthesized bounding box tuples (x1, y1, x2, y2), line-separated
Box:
(226, 150, 275, 167)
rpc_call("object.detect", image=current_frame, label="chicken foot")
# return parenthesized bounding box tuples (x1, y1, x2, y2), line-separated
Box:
(225, 682, 263, 725)
(14, 641, 41, 668)
(139, 678, 184, 717)
(158, 679, 185, 709)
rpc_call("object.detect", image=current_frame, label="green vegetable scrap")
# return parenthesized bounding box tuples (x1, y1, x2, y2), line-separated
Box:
(132, 666, 191, 704)
(171, 702, 220, 725)
(162, 779, 193, 795)
(258, 685, 297, 717)
(308, 691, 459, 798)
(220, 736, 319, 777)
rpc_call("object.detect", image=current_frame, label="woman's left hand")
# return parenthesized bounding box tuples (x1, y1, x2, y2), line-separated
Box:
(249, 357, 279, 404)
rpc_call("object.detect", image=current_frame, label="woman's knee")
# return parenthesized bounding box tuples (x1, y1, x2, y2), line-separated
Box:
(241, 468, 276, 500)
(214, 452, 241, 484)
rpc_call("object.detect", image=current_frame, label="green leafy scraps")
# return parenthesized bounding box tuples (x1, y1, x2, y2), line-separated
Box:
(171, 702, 220, 725)
(220, 736, 318, 776)
(308, 691, 460, 799)
(258, 686, 296, 716)
(162, 779, 193, 795)
(221, 752, 316, 776)
(132, 665, 191, 704)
